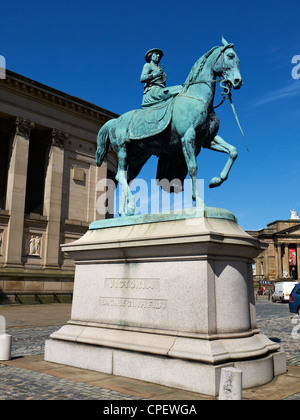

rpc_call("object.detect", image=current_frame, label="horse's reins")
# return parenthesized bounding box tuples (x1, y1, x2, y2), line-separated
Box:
(180, 46, 249, 152)
(221, 83, 249, 152)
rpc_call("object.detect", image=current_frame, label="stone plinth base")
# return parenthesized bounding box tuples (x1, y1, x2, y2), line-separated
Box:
(45, 209, 286, 397)
(45, 339, 285, 397)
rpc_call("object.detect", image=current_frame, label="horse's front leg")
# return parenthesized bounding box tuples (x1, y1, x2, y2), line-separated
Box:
(115, 147, 135, 216)
(207, 135, 238, 188)
(181, 127, 205, 209)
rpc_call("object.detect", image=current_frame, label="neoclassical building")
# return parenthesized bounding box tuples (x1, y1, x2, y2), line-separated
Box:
(0, 70, 117, 303)
(247, 211, 300, 283)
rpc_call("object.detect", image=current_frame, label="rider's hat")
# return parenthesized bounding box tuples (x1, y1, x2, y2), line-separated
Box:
(145, 48, 164, 63)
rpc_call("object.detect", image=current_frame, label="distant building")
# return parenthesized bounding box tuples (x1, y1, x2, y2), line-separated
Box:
(0, 70, 117, 303)
(247, 210, 300, 284)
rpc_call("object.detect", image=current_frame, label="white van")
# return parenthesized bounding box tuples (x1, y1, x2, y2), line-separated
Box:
(272, 281, 299, 303)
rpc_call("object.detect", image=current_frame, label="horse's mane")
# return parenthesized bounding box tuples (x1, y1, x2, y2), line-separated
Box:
(183, 46, 220, 90)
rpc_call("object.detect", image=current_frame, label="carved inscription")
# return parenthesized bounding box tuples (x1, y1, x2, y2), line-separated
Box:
(99, 278, 167, 310)
(99, 297, 167, 309)
(104, 278, 160, 290)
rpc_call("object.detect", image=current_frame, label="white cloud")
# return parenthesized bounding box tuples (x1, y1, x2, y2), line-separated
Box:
(251, 82, 300, 108)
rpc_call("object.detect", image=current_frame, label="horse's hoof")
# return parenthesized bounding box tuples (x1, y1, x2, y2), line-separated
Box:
(209, 177, 222, 188)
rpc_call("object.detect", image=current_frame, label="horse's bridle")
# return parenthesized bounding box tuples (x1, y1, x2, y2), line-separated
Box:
(182, 44, 235, 87)
(180, 44, 235, 105)
(180, 44, 248, 150)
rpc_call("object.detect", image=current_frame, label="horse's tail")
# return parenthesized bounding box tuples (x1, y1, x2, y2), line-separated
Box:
(95, 119, 115, 166)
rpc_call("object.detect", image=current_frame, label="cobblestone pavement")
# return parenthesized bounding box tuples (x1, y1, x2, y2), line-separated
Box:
(0, 300, 299, 400)
(255, 298, 300, 366)
(1, 324, 145, 400)
(9, 325, 62, 358)
(285, 392, 300, 400)
(0, 365, 144, 400)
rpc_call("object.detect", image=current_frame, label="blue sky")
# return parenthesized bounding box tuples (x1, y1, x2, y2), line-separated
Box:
(1, 0, 300, 229)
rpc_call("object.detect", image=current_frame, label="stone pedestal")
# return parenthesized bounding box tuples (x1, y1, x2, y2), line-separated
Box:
(45, 209, 286, 397)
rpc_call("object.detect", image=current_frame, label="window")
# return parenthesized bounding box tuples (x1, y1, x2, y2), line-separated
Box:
(24, 129, 50, 215)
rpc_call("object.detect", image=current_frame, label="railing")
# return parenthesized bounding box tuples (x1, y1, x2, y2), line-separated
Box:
(0, 292, 73, 304)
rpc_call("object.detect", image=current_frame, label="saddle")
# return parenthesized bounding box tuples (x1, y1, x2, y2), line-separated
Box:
(128, 98, 174, 140)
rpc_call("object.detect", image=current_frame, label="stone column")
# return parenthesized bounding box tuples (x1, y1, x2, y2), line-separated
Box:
(283, 244, 289, 275)
(43, 129, 67, 269)
(277, 243, 282, 279)
(4, 117, 35, 267)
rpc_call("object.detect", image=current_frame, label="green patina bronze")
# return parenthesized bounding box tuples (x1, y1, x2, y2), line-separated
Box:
(96, 38, 243, 217)
(89, 207, 237, 230)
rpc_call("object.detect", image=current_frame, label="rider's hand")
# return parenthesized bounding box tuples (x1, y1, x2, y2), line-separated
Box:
(152, 69, 163, 79)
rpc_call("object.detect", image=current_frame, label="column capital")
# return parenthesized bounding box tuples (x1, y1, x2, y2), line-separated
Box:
(51, 128, 69, 148)
(15, 117, 35, 138)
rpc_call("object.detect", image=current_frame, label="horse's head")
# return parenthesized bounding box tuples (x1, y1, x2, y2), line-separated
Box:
(214, 37, 242, 90)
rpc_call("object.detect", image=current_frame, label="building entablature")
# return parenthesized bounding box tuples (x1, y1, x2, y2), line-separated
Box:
(2, 70, 118, 121)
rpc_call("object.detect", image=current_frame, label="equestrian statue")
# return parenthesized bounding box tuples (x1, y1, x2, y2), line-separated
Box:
(96, 37, 243, 216)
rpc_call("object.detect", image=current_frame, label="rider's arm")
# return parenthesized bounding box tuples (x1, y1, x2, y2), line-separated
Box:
(140, 63, 153, 83)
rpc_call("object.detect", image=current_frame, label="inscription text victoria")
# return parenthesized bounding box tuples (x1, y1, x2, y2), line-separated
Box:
(104, 278, 160, 290)
(99, 278, 167, 310)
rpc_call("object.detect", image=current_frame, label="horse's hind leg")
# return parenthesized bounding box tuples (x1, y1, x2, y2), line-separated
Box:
(207, 135, 238, 188)
(115, 146, 135, 216)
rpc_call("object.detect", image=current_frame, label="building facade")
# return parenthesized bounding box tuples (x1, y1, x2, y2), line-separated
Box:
(247, 211, 300, 285)
(0, 70, 117, 303)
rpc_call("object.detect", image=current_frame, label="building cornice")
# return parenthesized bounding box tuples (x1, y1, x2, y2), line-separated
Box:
(267, 220, 300, 227)
(1, 69, 119, 122)
(275, 223, 300, 237)
(247, 223, 300, 242)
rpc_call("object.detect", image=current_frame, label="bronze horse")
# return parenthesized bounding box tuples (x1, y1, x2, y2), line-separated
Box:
(96, 38, 242, 216)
